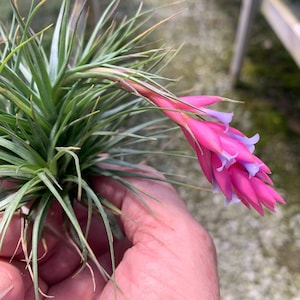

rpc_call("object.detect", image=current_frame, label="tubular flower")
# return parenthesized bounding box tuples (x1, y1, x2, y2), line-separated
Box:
(112, 75, 285, 215)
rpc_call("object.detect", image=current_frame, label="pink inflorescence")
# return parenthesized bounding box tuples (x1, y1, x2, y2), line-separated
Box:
(116, 74, 285, 215)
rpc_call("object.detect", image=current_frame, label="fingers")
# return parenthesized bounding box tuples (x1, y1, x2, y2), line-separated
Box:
(0, 205, 79, 286)
(0, 203, 63, 260)
(0, 214, 23, 258)
(47, 261, 106, 300)
(0, 200, 114, 284)
(46, 238, 131, 300)
(38, 203, 113, 285)
(38, 238, 82, 286)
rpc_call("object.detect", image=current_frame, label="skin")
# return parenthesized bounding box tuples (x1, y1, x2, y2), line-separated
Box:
(0, 166, 220, 300)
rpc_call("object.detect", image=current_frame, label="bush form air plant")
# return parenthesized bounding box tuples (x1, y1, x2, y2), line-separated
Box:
(0, 0, 285, 298)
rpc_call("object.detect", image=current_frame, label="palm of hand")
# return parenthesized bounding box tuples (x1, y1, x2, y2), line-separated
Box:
(0, 172, 219, 300)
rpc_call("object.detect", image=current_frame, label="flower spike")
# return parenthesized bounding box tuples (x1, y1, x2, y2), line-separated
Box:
(95, 67, 285, 215)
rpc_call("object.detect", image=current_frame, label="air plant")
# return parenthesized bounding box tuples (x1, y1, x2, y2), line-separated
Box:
(0, 0, 284, 299)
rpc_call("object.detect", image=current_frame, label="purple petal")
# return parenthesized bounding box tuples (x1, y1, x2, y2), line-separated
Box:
(243, 162, 261, 177)
(216, 151, 237, 171)
(225, 194, 241, 206)
(201, 108, 234, 126)
(230, 133, 260, 153)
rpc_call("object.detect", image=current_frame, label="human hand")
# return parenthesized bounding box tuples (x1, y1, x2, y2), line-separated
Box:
(0, 167, 220, 300)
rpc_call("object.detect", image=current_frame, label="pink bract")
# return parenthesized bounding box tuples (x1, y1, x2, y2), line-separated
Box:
(112, 71, 285, 215)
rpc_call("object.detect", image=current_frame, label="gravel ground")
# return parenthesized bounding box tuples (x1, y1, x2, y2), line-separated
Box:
(142, 1, 300, 299)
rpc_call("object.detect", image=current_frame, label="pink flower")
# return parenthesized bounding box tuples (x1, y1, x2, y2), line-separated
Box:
(178, 100, 285, 215)
(105, 70, 285, 215)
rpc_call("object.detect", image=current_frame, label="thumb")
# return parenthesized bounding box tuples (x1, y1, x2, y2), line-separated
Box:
(0, 261, 24, 300)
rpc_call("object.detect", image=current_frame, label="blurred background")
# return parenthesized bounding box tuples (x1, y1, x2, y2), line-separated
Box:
(1, 1, 300, 299)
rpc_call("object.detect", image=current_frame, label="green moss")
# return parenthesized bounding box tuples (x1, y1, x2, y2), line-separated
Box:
(240, 13, 300, 123)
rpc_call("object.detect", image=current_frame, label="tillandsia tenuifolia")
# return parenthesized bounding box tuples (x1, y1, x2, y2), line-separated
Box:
(0, 0, 285, 299)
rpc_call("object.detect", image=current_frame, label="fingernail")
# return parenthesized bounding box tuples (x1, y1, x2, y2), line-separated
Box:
(0, 270, 13, 299)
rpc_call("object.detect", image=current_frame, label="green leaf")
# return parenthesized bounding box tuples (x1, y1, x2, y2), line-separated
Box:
(30, 193, 53, 299)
